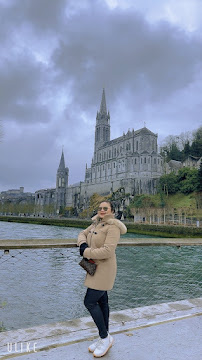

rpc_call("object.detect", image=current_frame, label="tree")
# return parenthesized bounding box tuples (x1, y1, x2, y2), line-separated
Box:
(159, 173, 179, 195)
(160, 140, 182, 162)
(182, 141, 191, 161)
(160, 127, 201, 162)
(197, 163, 202, 192)
(177, 167, 199, 194)
(190, 126, 202, 157)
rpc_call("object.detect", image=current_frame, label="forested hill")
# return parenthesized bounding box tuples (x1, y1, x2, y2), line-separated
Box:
(160, 126, 202, 162)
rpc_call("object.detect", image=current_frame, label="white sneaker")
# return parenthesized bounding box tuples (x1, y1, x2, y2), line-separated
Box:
(88, 334, 113, 353)
(93, 334, 113, 358)
(88, 338, 101, 353)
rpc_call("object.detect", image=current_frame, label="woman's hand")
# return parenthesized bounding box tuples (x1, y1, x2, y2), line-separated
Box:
(79, 243, 89, 256)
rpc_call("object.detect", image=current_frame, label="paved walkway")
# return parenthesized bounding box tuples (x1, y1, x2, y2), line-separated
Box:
(0, 298, 201, 360)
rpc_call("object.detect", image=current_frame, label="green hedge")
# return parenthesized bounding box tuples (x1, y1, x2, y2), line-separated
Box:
(125, 222, 202, 238)
(0, 216, 91, 229)
(0, 216, 201, 238)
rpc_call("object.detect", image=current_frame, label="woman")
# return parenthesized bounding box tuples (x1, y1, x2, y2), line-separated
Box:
(77, 201, 127, 358)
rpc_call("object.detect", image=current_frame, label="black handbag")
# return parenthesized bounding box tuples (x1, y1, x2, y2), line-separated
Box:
(79, 258, 97, 276)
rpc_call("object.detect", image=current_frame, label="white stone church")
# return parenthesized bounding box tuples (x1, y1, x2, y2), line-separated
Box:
(35, 89, 163, 213)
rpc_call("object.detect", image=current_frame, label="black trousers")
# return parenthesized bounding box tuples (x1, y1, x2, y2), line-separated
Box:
(84, 288, 109, 339)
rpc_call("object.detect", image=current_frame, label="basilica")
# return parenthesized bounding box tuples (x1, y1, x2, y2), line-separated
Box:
(35, 89, 163, 213)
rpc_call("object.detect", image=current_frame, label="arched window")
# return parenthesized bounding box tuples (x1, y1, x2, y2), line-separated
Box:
(136, 141, 139, 151)
(127, 142, 131, 151)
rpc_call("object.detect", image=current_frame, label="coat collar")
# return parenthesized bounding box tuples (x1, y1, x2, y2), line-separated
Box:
(91, 214, 127, 235)
(91, 214, 115, 224)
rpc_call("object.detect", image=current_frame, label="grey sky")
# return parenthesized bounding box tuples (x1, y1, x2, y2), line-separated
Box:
(0, 0, 201, 193)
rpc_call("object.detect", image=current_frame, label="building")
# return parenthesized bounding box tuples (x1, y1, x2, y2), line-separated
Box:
(165, 160, 182, 174)
(182, 155, 201, 170)
(0, 187, 35, 214)
(35, 152, 69, 215)
(165, 156, 202, 175)
(35, 89, 163, 214)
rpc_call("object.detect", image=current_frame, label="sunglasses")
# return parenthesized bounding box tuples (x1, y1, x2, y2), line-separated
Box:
(98, 207, 109, 211)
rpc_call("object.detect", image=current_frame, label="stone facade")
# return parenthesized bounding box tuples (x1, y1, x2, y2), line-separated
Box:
(35, 151, 69, 215)
(165, 156, 202, 175)
(35, 89, 164, 213)
(182, 155, 201, 170)
(0, 187, 35, 214)
(0, 187, 34, 203)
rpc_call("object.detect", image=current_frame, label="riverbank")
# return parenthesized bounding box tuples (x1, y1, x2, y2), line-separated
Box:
(0, 215, 201, 238)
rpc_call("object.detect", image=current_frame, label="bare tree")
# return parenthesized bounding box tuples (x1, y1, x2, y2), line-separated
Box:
(160, 131, 194, 152)
(177, 131, 193, 149)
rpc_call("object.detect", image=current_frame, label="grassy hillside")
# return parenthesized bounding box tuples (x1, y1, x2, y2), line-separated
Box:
(129, 192, 201, 216)
(165, 193, 197, 210)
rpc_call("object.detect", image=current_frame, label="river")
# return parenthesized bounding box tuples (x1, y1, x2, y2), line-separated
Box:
(0, 221, 201, 331)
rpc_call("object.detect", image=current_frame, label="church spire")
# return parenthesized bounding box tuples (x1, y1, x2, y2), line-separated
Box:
(58, 150, 65, 170)
(100, 88, 107, 114)
(94, 89, 110, 152)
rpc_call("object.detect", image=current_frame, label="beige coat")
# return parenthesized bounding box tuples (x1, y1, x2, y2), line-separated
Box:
(77, 214, 127, 291)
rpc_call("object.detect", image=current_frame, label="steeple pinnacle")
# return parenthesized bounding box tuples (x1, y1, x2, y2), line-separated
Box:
(100, 88, 107, 114)
(94, 89, 110, 151)
(58, 150, 65, 170)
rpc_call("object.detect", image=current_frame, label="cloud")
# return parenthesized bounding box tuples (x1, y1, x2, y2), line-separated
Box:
(0, 0, 201, 192)
(52, 6, 202, 104)
(0, 55, 52, 123)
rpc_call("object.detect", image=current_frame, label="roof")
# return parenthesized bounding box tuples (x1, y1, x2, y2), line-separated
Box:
(134, 127, 157, 136)
(168, 160, 182, 169)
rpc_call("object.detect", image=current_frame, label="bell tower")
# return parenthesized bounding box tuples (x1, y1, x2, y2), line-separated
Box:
(55, 150, 69, 213)
(94, 88, 110, 152)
